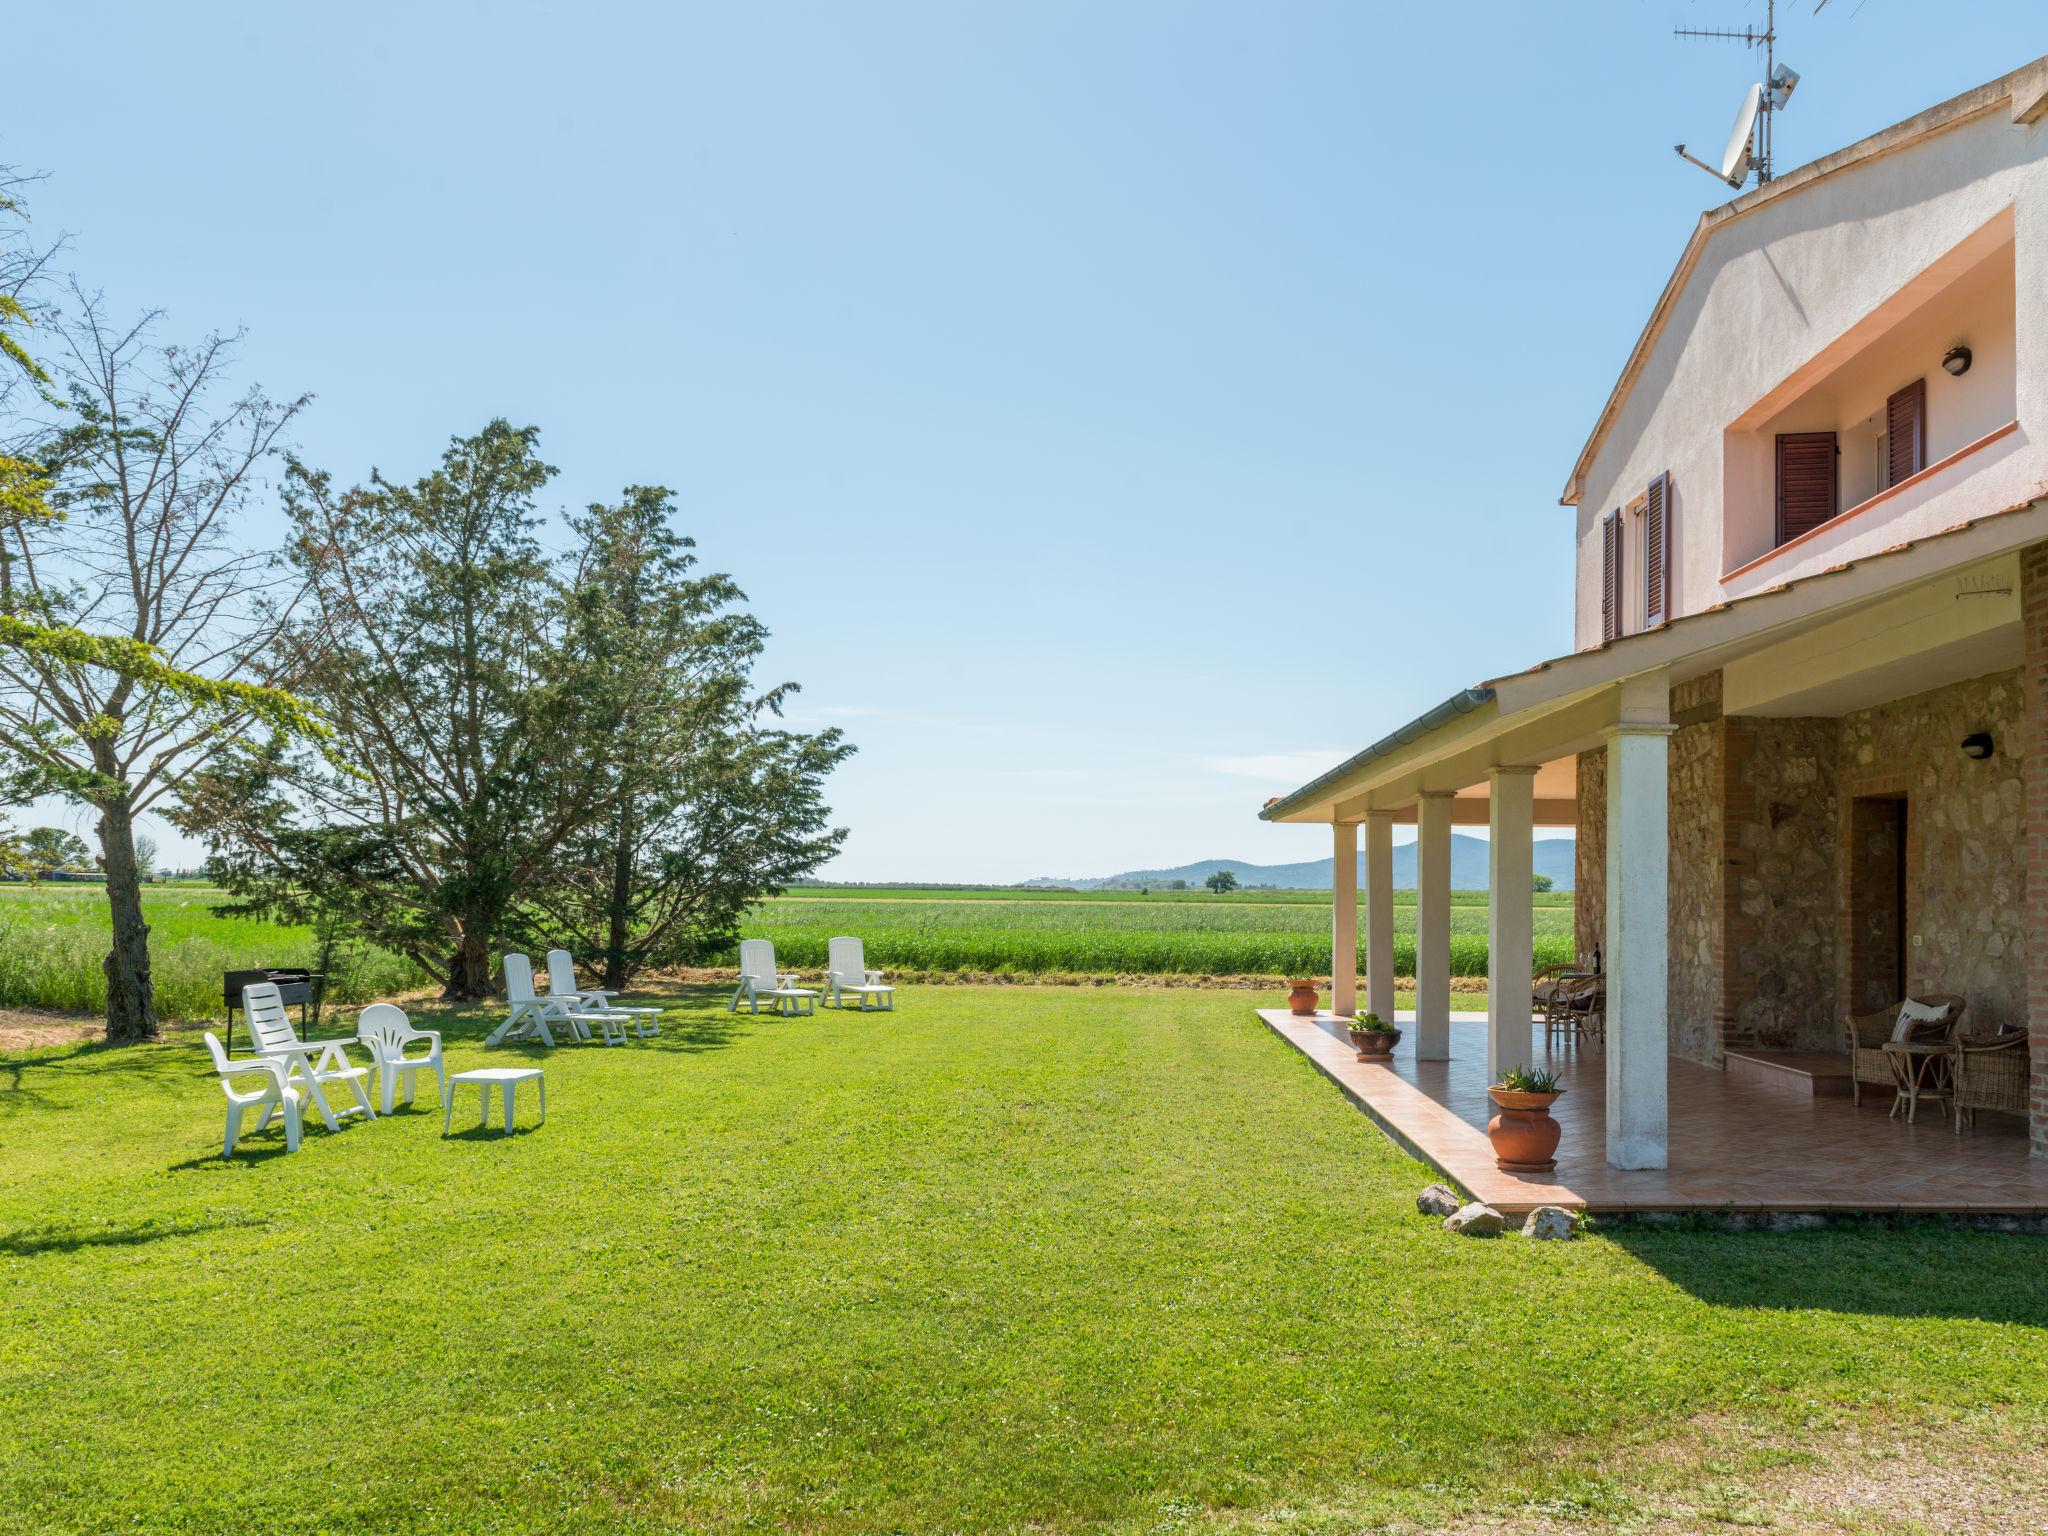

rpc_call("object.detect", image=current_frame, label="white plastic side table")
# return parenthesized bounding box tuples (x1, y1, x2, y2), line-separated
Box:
(444, 1067, 545, 1135)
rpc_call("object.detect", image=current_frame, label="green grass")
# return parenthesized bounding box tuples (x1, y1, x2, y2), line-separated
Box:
(788, 884, 1577, 908)
(0, 883, 426, 1020)
(0, 883, 1571, 1019)
(728, 891, 1577, 977)
(1, 986, 2043, 1533)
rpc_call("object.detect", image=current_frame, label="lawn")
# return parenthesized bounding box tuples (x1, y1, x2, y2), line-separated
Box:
(3, 986, 2045, 1533)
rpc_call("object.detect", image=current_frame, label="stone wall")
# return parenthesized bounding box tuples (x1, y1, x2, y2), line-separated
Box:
(1839, 668, 2027, 1036)
(1574, 747, 1606, 966)
(1722, 716, 1841, 1054)
(1667, 673, 1725, 1065)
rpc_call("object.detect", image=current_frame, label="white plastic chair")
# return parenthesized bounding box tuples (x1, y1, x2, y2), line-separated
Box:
(728, 939, 818, 1015)
(356, 1003, 447, 1112)
(240, 981, 377, 1132)
(204, 1030, 302, 1156)
(485, 952, 607, 1048)
(824, 937, 895, 1012)
(545, 949, 663, 1042)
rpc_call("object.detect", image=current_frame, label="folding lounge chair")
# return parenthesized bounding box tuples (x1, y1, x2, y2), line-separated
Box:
(728, 939, 818, 1015)
(824, 936, 895, 1011)
(241, 980, 378, 1132)
(545, 949, 664, 1042)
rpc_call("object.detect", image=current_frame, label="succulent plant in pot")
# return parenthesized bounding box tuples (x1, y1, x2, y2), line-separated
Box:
(1347, 1011, 1401, 1062)
(1486, 1064, 1564, 1172)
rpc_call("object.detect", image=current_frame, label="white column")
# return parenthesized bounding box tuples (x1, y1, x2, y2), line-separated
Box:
(1605, 682, 1674, 1170)
(1487, 767, 1537, 1085)
(1414, 792, 1454, 1061)
(1365, 811, 1397, 1025)
(1330, 821, 1358, 1017)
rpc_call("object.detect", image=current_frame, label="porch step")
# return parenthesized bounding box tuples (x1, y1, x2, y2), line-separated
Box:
(1724, 1049, 1854, 1099)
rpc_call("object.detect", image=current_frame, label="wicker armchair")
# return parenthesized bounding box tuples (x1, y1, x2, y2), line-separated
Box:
(1952, 1029, 2029, 1133)
(1846, 993, 1965, 1108)
(1533, 963, 1603, 1048)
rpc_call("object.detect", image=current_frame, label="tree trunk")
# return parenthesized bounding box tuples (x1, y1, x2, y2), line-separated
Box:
(602, 812, 634, 991)
(96, 796, 158, 1044)
(441, 930, 496, 1003)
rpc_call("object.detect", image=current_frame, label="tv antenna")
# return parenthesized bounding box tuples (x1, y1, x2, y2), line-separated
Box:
(1672, 0, 1804, 191)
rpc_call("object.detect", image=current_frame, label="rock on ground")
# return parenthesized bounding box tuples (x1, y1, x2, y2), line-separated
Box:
(1416, 1183, 1462, 1217)
(1522, 1205, 1579, 1240)
(1444, 1202, 1504, 1236)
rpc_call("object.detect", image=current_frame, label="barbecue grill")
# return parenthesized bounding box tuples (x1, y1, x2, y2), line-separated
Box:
(222, 967, 327, 1054)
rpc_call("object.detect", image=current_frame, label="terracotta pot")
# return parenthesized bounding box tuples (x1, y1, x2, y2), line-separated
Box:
(1286, 980, 1318, 1016)
(1486, 1088, 1563, 1172)
(1347, 1026, 1401, 1062)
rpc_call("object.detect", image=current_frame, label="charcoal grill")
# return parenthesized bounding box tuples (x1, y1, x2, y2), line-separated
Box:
(222, 967, 328, 1054)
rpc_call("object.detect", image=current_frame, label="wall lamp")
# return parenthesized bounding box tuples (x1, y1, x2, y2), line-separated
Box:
(1960, 732, 1994, 760)
(1942, 344, 1973, 377)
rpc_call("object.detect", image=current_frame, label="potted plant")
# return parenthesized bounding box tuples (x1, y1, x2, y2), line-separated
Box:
(1286, 979, 1319, 1016)
(1486, 1065, 1564, 1172)
(1346, 1011, 1401, 1062)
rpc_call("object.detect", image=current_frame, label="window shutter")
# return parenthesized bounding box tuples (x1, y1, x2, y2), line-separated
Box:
(1886, 377, 1926, 487)
(1600, 510, 1621, 643)
(1643, 472, 1671, 627)
(1775, 431, 1838, 544)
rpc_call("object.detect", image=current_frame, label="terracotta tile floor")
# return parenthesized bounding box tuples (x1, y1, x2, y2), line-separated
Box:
(1256, 1008, 2048, 1215)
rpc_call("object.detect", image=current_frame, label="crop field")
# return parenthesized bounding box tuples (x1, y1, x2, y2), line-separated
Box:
(726, 886, 1577, 978)
(0, 883, 425, 1021)
(0, 881, 1574, 1021)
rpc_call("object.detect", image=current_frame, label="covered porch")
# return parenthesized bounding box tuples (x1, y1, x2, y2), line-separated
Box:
(1259, 522, 2048, 1195)
(1256, 1009, 2048, 1215)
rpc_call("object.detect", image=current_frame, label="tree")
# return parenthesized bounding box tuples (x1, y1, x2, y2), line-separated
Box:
(1206, 869, 1239, 894)
(178, 422, 609, 1001)
(0, 283, 315, 1041)
(1533, 874, 1554, 893)
(21, 825, 89, 878)
(133, 833, 157, 880)
(522, 487, 851, 987)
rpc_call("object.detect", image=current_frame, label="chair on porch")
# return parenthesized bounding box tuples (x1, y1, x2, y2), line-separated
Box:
(1534, 963, 1604, 1048)
(1846, 993, 1965, 1108)
(1951, 1027, 2029, 1133)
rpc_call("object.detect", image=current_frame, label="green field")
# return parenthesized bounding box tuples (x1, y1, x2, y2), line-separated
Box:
(0, 883, 426, 1021)
(728, 886, 1577, 978)
(3, 985, 2043, 1533)
(0, 882, 1574, 1022)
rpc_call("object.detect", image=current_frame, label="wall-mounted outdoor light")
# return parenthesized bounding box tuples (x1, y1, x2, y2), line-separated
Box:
(1960, 731, 1994, 760)
(1942, 344, 1973, 377)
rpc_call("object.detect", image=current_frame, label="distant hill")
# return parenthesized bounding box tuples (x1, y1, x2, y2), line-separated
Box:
(1032, 834, 1575, 892)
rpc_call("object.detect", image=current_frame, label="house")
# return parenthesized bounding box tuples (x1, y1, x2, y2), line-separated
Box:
(1257, 56, 2048, 1195)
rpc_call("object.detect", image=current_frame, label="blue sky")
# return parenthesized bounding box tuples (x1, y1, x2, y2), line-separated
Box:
(6, 2, 2043, 880)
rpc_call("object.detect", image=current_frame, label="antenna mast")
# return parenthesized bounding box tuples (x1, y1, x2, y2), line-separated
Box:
(1675, 0, 1781, 182)
(1672, 0, 1807, 191)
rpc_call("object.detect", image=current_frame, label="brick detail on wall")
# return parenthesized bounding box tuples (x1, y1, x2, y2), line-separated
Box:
(2021, 543, 2048, 1157)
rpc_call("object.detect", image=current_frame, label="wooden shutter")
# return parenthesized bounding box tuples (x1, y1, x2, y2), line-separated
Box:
(1600, 510, 1621, 643)
(1643, 472, 1671, 627)
(1775, 431, 1838, 545)
(1886, 377, 1926, 487)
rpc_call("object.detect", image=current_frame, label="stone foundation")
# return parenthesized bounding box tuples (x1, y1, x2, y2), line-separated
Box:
(1570, 665, 2029, 1074)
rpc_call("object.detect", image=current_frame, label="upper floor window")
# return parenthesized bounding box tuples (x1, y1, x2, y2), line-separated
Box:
(1600, 471, 1672, 642)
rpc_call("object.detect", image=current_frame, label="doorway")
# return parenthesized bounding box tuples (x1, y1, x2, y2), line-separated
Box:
(1848, 796, 1909, 1011)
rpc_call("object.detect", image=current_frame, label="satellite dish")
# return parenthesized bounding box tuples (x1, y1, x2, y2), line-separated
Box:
(1769, 63, 1800, 110)
(1720, 82, 1764, 184)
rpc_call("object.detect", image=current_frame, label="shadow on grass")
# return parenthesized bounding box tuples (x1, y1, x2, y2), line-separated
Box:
(0, 1214, 261, 1257)
(1609, 1223, 2048, 1326)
